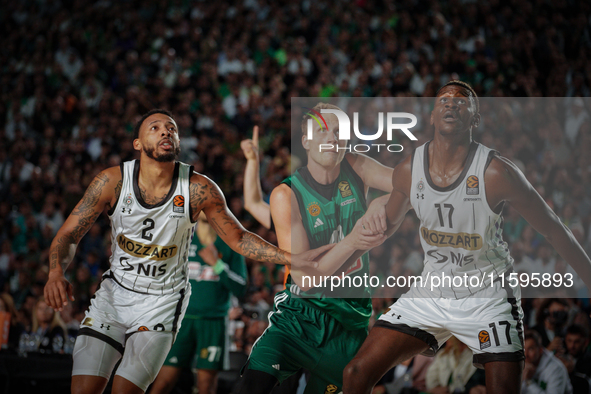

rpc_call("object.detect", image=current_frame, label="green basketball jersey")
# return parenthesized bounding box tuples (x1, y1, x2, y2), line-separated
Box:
(185, 230, 247, 318)
(282, 158, 371, 330)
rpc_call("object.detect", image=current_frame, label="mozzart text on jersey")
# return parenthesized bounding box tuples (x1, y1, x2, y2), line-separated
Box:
(117, 234, 178, 261)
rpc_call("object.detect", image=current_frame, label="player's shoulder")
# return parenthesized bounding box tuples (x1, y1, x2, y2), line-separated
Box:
(484, 154, 522, 182)
(270, 183, 294, 222)
(271, 183, 292, 204)
(189, 170, 214, 187)
(97, 165, 123, 183)
(395, 154, 413, 174)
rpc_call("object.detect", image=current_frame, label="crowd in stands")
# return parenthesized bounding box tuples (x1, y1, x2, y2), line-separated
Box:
(0, 0, 590, 392)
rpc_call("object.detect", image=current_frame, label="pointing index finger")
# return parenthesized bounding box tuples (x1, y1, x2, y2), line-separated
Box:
(253, 126, 259, 147)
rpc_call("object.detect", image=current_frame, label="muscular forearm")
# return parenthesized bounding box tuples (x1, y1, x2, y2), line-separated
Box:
(243, 158, 263, 209)
(49, 233, 79, 274)
(243, 159, 271, 229)
(235, 231, 290, 266)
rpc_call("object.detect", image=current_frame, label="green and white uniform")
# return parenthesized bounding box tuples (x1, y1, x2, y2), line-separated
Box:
(247, 158, 371, 393)
(164, 228, 247, 370)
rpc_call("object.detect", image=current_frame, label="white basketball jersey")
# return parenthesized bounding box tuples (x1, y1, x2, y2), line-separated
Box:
(107, 160, 196, 295)
(410, 141, 512, 298)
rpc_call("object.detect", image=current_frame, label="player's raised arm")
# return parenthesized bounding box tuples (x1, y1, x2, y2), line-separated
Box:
(44, 166, 122, 311)
(190, 172, 331, 268)
(485, 155, 591, 291)
(241, 126, 271, 229)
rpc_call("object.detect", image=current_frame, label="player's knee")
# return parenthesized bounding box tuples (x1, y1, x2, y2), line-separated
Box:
(343, 361, 360, 384)
(343, 358, 372, 389)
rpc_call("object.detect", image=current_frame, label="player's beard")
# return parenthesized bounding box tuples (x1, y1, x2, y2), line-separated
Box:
(143, 144, 180, 162)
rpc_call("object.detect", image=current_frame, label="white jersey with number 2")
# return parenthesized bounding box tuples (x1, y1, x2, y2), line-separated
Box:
(107, 160, 196, 295)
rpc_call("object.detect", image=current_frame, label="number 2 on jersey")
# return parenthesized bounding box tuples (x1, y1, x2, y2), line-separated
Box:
(141, 219, 155, 241)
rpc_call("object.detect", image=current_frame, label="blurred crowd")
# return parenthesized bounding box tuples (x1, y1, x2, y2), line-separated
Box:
(0, 0, 591, 392)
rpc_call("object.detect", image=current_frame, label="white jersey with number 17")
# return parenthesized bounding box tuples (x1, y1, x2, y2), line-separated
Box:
(410, 141, 512, 299)
(107, 160, 196, 295)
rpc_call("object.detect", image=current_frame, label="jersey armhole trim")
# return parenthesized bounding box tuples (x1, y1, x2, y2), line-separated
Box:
(188, 165, 198, 223)
(484, 150, 500, 173)
(107, 163, 124, 216)
(482, 150, 504, 215)
(291, 182, 309, 233)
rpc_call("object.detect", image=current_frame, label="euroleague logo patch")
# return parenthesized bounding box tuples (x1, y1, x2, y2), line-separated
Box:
(138, 326, 149, 332)
(338, 181, 353, 198)
(173, 195, 185, 213)
(324, 384, 338, 394)
(478, 330, 491, 349)
(308, 202, 321, 217)
(466, 175, 479, 195)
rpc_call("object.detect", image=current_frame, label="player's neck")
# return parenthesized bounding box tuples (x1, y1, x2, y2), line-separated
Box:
(138, 157, 176, 190)
(306, 159, 341, 185)
(430, 134, 472, 170)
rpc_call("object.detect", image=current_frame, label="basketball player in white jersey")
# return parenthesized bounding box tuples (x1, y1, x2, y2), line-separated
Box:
(43, 109, 329, 394)
(342, 81, 591, 393)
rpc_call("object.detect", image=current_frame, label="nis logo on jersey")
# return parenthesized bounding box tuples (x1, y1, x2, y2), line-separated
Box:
(117, 234, 177, 261)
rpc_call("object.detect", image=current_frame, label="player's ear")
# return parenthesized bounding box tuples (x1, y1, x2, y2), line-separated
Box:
(133, 138, 141, 151)
(472, 113, 481, 128)
(302, 133, 310, 150)
(430, 111, 434, 126)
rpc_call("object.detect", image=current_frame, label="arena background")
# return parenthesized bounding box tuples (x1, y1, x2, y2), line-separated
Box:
(0, 0, 590, 393)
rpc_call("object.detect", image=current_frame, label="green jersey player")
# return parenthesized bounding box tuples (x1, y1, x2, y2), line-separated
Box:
(237, 103, 395, 394)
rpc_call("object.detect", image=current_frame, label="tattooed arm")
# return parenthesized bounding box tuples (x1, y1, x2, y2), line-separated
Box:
(44, 166, 122, 311)
(190, 173, 332, 267)
(190, 172, 291, 265)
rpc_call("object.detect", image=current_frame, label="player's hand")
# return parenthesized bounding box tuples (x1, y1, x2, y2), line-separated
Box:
(292, 244, 336, 269)
(360, 198, 388, 235)
(240, 126, 260, 161)
(44, 271, 75, 312)
(198, 244, 219, 266)
(347, 218, 387, 251)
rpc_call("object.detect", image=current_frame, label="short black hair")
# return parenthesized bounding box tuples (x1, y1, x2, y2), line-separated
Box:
(133, 109, 174, 140)
(436, 80, 479, 113)
(566, 324, 590, 338)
